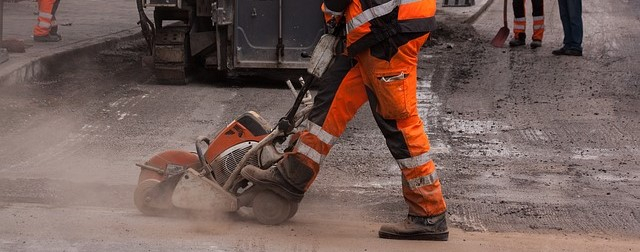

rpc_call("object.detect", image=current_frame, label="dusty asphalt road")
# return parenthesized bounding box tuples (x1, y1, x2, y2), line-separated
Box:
(1, 0, 639, 251)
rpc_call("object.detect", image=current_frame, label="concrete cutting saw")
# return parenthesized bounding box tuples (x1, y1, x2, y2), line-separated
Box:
(133, 77, 314, 225)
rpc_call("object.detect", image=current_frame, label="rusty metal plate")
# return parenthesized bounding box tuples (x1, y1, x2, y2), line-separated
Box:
(153, 45, 184, 63)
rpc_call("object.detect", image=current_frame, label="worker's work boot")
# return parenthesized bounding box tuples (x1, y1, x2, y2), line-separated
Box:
(530, 40, 542, 49)
(50, 26, 62, 40)
(509, 33, 526, 47)
(241, 165, 305, 202)
(34, 34, 61, 42)
(379, 213, 449, 241)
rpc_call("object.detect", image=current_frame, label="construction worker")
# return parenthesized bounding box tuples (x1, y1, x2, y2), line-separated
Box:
(33, 0, 61, 42)
(509, 0, 544, 48)
(242, 0, 448, 241)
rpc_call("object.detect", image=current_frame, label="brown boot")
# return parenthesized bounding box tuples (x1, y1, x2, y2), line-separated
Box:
(530, 40, 542, 49)
(379, 213, 449, 241)
(241, 165, 304, 202)
(509, 33, 526, 47)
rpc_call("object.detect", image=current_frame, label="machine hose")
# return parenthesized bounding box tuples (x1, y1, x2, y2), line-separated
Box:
(136, 0, 155, 55)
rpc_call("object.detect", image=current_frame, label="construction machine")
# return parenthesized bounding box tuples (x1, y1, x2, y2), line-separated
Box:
(136, 0, 325, 84)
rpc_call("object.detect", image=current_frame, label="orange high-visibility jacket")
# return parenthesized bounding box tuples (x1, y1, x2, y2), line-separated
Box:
(323, 0, 436, 56)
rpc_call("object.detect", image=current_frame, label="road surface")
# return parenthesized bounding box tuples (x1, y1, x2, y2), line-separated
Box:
(0, 0, 639, 251)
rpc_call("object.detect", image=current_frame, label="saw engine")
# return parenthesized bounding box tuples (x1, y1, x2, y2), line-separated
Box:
(204, 111, 274, 186)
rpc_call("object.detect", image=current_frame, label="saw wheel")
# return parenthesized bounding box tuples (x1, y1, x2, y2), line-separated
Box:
(252, 191, 295, 225)
(134, 179, 172, 216)
(287, 202, 299, 219)
(153, 27, 190, 85)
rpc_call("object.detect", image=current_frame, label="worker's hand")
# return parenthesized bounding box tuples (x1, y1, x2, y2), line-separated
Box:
(325, 15, 346, 36)
(325, 15, 340, 34)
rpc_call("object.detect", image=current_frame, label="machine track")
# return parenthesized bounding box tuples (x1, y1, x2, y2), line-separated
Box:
(153, 27, 190, 84)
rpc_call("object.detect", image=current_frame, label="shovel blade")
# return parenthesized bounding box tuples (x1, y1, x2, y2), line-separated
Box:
(491, 27, 510, 48)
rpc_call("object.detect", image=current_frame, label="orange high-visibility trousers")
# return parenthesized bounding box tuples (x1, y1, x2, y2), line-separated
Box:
(513, 0, 544, 41)
(33, 0, 60, 37)
(277, 33, 447, 217)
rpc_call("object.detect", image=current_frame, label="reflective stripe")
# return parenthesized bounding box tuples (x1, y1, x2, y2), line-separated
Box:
(397, 152, 431, 169)
(296, 141, 324, 165)
(38, 21, 51, 28)
(307, 121, 338, 146)
(514, 17, 526, 22)
(533, 24, 545, 30)
(39, 12, 53, 19)
(407, 171, 439, 190)
(513, 24, 525, 30)
(346, 0, 420, 33)
(533, 16, 544, 21)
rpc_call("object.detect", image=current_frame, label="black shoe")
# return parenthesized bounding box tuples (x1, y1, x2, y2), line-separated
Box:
(379, 213, 449, 241)
(509, 33, 526, 47)
(563, 48, 583, 56)
(530, 40, 542, 49)
(34, 34, 61, 42)
(241, 165, 304, 202)
(552, 47, 566, 55)
(552, 47, 582, 56)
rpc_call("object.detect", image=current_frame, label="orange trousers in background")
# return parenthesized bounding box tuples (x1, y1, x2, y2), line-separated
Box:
(33, 0, 60, 37)
(513, 0, 545, 41)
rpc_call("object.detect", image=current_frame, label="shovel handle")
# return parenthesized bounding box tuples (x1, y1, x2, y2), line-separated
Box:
(503, 0, 508, 27)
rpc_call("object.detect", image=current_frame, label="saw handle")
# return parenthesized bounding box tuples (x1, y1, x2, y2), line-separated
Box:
(195, 136, 214, 177)
(278, 77, 314, 134)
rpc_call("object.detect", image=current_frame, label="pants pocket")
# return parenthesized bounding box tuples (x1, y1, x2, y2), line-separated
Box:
(372, 71, 409, 119)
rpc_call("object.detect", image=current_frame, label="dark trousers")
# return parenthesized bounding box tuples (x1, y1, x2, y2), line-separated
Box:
(558, 0, 583, 50)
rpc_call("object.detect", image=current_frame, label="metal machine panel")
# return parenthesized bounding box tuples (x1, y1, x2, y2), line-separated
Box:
(234, 0, 324, 69)
(172, 168, 238, 211)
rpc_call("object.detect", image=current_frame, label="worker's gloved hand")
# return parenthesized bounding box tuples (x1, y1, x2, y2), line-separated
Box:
(325, 15, 345, 35)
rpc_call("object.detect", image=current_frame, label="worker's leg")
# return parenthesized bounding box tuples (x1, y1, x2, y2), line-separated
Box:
(512, 0, 526, 42)
(358, 33, 446, 218)
(33, 0, 56, 37)
(565, 0, 583, 50)
(242, 55, 368, 200)
(50, 0, 61, 37)
(558, 0, 572, 47)
(357, 33, 447, 240)
(531, 0, 544, 41)
(278, 56, 368, 192)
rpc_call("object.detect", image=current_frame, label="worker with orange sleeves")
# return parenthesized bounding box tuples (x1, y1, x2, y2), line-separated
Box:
(509, 0, 544, 48)
(33, 0, 61, 42)
(242, 0, 448, 241)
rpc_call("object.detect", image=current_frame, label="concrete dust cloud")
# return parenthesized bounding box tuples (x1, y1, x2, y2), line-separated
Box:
(2, 0, 640, 249)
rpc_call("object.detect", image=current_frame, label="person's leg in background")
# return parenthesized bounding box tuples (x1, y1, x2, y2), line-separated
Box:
(566, 0, 583, 51)
(50, 0, 61, 39)
(510, 0, 527, 47)
(554, 0, 582, 56)
(33, 0, 60, 42)
(530, 0, 544, 48)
